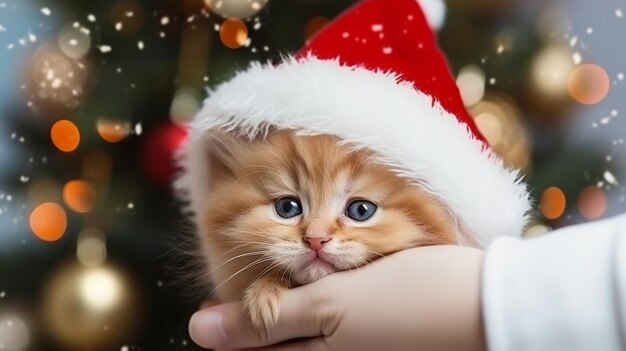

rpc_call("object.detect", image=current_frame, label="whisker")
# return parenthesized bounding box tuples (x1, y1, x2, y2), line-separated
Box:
(152, 236, 195, 261)
(207, 256, 275, 296)
(202, 250, 273, 278)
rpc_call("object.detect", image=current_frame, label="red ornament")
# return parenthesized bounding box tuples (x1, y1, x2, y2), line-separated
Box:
(140, 121, 187, 188)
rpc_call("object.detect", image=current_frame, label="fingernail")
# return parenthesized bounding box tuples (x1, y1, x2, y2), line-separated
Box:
(189, 310, 227, 347)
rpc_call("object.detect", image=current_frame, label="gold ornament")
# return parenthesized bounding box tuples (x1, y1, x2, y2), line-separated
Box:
(204, 0, 269, 19)
(43, 262, 142, 350)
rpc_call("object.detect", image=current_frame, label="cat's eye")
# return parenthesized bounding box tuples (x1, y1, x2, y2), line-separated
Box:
(274, 197, 303, 219)
(345, 200, 377, 221)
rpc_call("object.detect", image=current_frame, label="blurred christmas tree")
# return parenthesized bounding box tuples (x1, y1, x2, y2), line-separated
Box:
(0, 0, 623, 350)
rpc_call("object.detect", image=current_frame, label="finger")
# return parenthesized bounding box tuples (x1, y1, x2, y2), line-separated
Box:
(216, 337, 329, 351)
(189, 282, 340, 349)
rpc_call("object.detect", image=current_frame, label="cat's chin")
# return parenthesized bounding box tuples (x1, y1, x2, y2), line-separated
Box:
(291, 258, 337, 285)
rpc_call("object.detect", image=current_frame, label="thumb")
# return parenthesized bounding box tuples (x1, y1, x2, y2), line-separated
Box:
(189, 282, 341, 349)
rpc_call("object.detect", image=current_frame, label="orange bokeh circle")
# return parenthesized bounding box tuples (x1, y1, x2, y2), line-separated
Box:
(63, 180, 97, 213)
(51, 120, 80, 152)
(540, 186, 566, 220)
(219, 18, 248, 49)
(97, 119, 131, 143)
(578, 186, 607, 220)
(29, 202, 67, 242)
(567, 64, 610, 105)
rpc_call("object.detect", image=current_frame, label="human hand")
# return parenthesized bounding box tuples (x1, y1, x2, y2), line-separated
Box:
(189, 245, 485, 351)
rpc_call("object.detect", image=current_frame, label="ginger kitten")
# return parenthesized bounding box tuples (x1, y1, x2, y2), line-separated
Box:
(198, 130, 459, 328)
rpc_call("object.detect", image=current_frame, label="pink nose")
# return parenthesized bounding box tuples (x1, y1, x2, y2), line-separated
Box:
(304, 237, 331, 252)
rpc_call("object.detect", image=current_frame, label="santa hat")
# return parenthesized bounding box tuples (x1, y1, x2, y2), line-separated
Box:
(176, 0, 531, 246)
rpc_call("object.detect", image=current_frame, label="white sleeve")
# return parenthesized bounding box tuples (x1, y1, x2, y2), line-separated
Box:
(482, 214, 626, 351)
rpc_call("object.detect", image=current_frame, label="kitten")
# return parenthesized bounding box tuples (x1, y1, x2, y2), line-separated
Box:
(198, 129, 459, 329)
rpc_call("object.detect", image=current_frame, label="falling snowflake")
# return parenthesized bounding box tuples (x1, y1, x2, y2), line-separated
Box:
(115, 22, 122, 31)
(604, 171, 619, 185)
(134, 123, 142, 135)
(28, 33, 36, 42)
(572, 52, 582, 64)
(98, 45, 112, 53)
(618, 73, 624, 80)
(160, 16, 170, 25)
(569, 36, 578, 47)
(0, 25, 6, 32)
(616, 8, 624, 18)
(41, 7, 51, 16)
(586, 27, 593, 34)
(137, 41, 144, 50)
(382, 47, 392, 55)
(87, 14, 96, 22)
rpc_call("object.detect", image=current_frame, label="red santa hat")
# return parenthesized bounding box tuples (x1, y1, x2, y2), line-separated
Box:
(176, 0, 531, 246)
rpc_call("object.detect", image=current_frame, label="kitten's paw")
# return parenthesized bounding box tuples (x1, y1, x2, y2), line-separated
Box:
(243, 278, 285, 330)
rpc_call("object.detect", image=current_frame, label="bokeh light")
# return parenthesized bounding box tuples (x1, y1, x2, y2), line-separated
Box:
(43, 263, 141, 350)
(96, 119, 131, 143)
(77, 228, 107, 267)
(470, 96, 530, 170)
(58, 23, 91, 59)
(457, 64, 485, 107)
(0, 314, 30, 351)
(80, 268, 121, 311)
(30, 45, 87, 107)
(578, 185, 607, 220)
(567, 64, 610, 105)
(204, 0, 268, 18)
(29, 202, 67, 242)
(540, 186, 566, 220)
(219, 18, 248, 49)
(170, 88, 201, 124)
(63, 180, 97, 213)
(532, 45, 575, 98)
(51, 120, 80, 152)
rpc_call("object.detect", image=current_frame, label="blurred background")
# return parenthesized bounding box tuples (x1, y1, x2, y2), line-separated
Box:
(0, 0, 624, 350)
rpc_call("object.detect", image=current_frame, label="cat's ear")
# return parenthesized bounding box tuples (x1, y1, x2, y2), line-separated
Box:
(206, 130, 250, 180)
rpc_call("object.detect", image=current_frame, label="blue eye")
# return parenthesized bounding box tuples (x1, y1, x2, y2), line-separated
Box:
(274, 197, 302, 218)
(345, 200, 377, 221)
